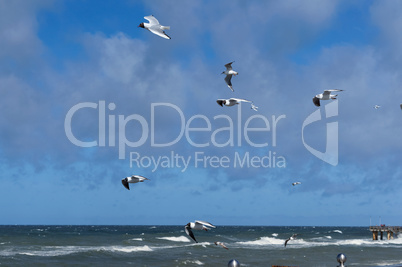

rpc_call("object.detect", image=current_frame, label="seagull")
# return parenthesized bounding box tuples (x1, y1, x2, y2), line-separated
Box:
(292, 182, 301, 186)
(374, 105, 381, 109)
(217, 98, 258, 111)
(221, 62, 238, 92)
(214, 241, 229, 250)
(284, 234, 298, 247)
(312, 89, 344, 107)
(251, 103, 259, 111)
(138, 15, 171, 39)
(121, 175, 149, 190)
(185, 221, 216, 243)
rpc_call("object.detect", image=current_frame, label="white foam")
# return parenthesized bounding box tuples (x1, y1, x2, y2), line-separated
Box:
(366, 260, 402, 266)
(181, 260, 204, 265)
(131, 238, 143, 241)
(272, 233, 278, 237)
(109, 245, 153, 253)
(3, 245, 155, 257)
(157, 236, 191, 242)
(332, 230, 343, 234)
(236, 236, 283, 246)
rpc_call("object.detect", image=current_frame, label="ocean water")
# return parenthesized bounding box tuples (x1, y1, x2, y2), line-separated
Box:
(0, 226, 401, 267)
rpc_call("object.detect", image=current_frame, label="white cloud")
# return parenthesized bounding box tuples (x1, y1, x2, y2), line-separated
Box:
(82, 32, 147, 84)
(0, 0, 52, 62)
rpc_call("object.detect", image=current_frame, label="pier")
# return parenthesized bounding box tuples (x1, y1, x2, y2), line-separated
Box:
(369, 226, 401, 240)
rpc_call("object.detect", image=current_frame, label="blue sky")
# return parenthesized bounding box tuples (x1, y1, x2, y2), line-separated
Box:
(1, 0, 401, 226)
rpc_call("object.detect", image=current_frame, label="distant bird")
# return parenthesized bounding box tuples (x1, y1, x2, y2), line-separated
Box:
(138, 15, 171, 39)
(221, 62, 238, 92)
(251, 103, 259, 111)
(374, 105, 381, 109)
(217, 98, 258, 111)
(292, 182, 301, 186)
(214, 241, 229, 250)
(121, 175, 149, 190)
(400, 104, 402, 110)
(185, 221, 216, 243)
(312, 89, 344, 107)
(284, 234, 298, 247)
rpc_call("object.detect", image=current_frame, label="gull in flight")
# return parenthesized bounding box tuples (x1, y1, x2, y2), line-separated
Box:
(138, 15, 171, 39)
(217, 98, 258, 111)
(292, 182, 301, 186)
(221, 61, 238, 92)
(374, 105, 381, 109)
(185, 221, 216, 243)
(214, 241, 229, 250)
(284, 234, 298, 247)
(312, 89, 344, 107)
(121, 175, 149, 190)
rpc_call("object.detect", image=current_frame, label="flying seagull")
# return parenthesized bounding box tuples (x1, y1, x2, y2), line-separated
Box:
(217, 98, 258, 111)
(214, 241, 229, 250)
(374, 105, 381, 109)
(221, 62, 238, 92)
(185, 221, 216, 243)
(312, 89, 344, 107)
(292, 182, 301, 186)
(284, 234, 298, 247)
(121, 175, 149, 190)
(138, 15, 171, 39)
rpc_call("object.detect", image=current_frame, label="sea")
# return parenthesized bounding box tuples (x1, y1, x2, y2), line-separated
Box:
(0, 225, 401, 267)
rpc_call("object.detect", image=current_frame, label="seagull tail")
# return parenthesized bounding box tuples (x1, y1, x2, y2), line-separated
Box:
(161, 26, 170, 30)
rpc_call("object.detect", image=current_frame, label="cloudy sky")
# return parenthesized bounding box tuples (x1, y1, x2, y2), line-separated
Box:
(1, 0, 401, 226)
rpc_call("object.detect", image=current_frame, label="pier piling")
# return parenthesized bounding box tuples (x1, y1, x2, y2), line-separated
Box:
(369, 226, 400, 240)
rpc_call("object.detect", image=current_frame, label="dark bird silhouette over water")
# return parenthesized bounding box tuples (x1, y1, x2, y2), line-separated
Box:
(284, 234, 298, 247)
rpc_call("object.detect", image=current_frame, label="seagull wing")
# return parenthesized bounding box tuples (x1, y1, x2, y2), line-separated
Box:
(122, 179, 130, 190)
(132, 175, 149, 181)
(195, 220, 216, 228)
(144, 15, 160, 25)
(217, 100, 225, 107)
(224, 61, 234, 70)
(230, 98, 251, 103)
(215, 242, 229, 249)
(323, 89, 343, 97)
(148, 27, 171, 39)
(185, 225, 198, 243)
(224, 75, 234, 91)
(313, 97, 320, 107)
(284, 238, 290, 247)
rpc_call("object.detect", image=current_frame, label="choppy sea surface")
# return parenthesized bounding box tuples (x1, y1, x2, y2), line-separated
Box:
(0, 225, 401, 266)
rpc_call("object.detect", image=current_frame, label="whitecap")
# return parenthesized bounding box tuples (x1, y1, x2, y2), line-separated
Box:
(332, 230, 343, 234)
(236, 236, 283, 246)
(181, 260, 204, 265)
(108, 245, 153, 253)
(131, 238, 143, 241)
(272, 233, 278, 237)
(157, 236, 191, 242)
